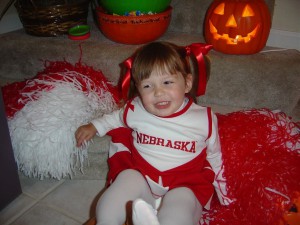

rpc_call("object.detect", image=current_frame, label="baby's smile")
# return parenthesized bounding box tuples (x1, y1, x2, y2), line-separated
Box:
(155, 101, 170, 109)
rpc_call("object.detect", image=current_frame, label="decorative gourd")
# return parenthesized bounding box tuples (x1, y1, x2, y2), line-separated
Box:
(204, 0, 271, 54)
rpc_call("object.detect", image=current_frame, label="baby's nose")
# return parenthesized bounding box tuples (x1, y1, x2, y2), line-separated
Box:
(154, 86, 165, 96)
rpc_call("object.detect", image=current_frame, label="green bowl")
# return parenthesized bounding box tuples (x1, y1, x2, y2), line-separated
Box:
(100, 0, 172, 15)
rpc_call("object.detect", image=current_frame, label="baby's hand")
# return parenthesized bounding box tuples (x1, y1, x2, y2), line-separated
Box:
(75, 123, 97, 147)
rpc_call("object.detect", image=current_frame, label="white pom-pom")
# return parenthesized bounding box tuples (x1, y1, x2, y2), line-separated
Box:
(8, 72, 117, 180)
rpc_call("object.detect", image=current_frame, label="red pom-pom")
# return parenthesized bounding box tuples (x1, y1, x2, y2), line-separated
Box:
(2, 60, 120, 118)
(203, 109, 300, 225)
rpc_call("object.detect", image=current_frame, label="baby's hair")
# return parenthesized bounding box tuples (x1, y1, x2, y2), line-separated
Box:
(121, 41, 210, 102)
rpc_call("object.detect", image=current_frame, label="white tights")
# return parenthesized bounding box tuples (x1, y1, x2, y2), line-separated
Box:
(96, 169, 202, 225)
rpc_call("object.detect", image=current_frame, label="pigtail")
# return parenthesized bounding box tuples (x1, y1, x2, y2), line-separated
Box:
(185, 43, 213, 101)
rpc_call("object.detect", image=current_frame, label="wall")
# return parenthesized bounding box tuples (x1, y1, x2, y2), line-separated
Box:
(266, 0, 300, 50)
(0, 0, 299, 50)
(272, 0, 299, 32)
(0, 4, 23, 34)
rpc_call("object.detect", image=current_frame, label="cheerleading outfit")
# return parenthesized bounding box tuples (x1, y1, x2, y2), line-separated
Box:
(92, 96, 229, 210)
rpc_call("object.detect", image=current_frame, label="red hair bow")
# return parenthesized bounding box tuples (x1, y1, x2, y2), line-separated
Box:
(121, 56, 133, 101)
(185, 43, 213, 96)
(121, 43, 213, 101)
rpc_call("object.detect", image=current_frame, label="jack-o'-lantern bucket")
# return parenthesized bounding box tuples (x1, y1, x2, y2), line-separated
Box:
(279, 193, 300, 225)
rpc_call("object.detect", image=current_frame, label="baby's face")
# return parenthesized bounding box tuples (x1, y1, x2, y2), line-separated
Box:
(136, 70, 192, 117)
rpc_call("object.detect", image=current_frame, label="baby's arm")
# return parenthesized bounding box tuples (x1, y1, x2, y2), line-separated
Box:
(75, 123, 97, 147)
(206, 111, 232, 205)
(91, 108, 125, 136)
(75, 108, 125, 147)
(205, 111, 222, 172)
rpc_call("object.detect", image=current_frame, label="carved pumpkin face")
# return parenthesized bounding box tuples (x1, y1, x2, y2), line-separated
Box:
(204, 0, 271, 54)
(281, 193, 300, 225)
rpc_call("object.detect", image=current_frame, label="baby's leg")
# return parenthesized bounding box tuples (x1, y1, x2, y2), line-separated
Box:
(96, 169, 154, 225)
(158, 187, 202, 225)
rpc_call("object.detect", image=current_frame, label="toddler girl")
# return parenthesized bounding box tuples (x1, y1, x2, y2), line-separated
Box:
(75, 41, 230, 225)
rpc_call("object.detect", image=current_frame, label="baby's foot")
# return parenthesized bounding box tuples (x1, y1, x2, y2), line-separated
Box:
(132, 198, 160, 225)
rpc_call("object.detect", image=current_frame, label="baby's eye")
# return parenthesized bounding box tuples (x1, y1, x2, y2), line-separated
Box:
(143, 84, 151, 89)
(164, 80, 174, 85)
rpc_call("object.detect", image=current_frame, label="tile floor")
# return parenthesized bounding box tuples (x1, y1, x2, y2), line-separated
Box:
(0, 175, 106, 225)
